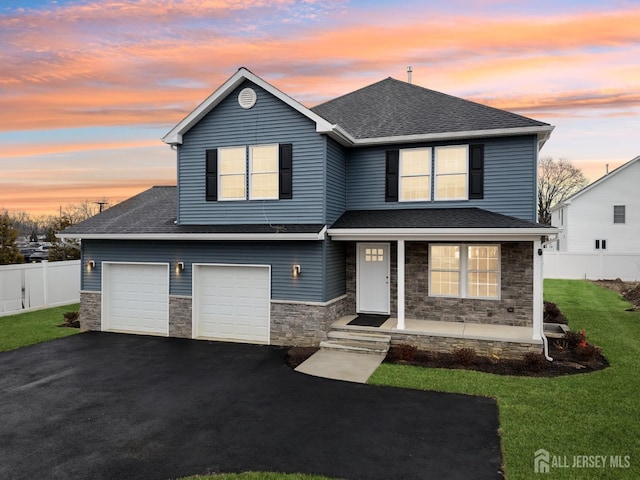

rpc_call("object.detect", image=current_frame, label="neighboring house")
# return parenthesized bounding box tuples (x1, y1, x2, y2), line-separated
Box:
(551, 155, 640, 253)
(60, 67, 558, 359)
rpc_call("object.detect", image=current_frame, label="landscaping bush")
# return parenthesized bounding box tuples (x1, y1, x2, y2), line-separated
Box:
(61, 311, 80, 328)
(576, 343, 601, 362)
(452, 347, 476, 366)
(523, 352, 548, 371)
(390, 344, 418, 361)
(563, 329, 585, 349)
(543, 300, 567, 324)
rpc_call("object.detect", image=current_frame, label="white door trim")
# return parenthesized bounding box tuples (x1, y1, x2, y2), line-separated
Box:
(356, 243, 390, 314)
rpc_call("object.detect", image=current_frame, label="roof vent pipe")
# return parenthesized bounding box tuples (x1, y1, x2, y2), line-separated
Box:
(606, 163, 609, 175)
(407, 66, 412, 84)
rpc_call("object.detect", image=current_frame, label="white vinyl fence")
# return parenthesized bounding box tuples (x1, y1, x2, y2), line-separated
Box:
(0, 260, 80, 316)
(544, 252, 640, 282)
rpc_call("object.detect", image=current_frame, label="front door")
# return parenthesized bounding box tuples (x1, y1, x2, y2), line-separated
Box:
(357, 243, 390, 314)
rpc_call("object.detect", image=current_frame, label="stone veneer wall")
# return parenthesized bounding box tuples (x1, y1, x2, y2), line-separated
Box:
(346, 241, 534, 327)
(168, 296, 192, 338)
(389, 333, 542, 360)
(79, 291, 101, 331)
(270, 296, 349, 346)
(78, 291, 347, 345)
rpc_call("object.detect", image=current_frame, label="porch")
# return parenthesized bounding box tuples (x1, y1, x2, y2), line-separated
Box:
(329, 314, 543, 359)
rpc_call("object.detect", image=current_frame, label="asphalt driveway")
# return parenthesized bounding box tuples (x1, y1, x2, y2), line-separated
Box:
(0, 333, 501, 480)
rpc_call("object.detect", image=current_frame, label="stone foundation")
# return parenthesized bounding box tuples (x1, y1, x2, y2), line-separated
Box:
(270, 296, 349, 346)
(78, 291, 101, 331)
(168, 296, 192, 338)
(389, 333, 542, 360)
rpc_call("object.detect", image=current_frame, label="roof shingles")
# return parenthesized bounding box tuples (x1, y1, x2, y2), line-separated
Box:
(311, 77, 549, 140)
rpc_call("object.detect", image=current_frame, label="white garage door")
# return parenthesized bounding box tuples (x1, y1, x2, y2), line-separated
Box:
(102, 263, 169, 336)
(194, 264, 270, 344)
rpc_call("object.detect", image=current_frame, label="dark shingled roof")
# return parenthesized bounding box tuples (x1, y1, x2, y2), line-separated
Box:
(330, 208, 553, 230)
(61, 186, 324, 236)
(311, 77, 549, 139)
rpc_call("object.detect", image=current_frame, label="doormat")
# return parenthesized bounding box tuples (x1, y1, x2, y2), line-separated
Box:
(347, 314, 389, 327)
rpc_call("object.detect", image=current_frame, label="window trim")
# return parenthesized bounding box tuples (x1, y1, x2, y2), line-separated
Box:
(429, 243, 501, 300)
(434, 145, 469, 201)
(249, 143, 279, 200)
(217, 146, 247, 201)
(399, 147, 432, 202)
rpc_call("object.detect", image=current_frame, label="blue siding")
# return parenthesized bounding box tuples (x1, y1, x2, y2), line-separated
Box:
(346, 135, 538, 221)
(324, 240, 346, 300)
(178, 80, 326, 224)
(325, 138, 347, 225)
(82, 240, 325, 302)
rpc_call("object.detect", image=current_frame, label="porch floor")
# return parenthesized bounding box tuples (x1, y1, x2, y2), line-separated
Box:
(332, 315, 542, 345)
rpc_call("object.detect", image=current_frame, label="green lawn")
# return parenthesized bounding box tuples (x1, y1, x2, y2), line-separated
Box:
(369, 280, 640, 479)
(0, 303, 80, 352)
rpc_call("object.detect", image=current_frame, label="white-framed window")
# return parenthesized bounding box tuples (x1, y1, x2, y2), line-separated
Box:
(429, 244, 500, 299)
(399, 148, 431, 201)
(434, 145, 468, 201)
(218, 146, 246, 200)
(613, 205, 625, 224)
(595, 239, 607, 250)
(249, 144, 278, 200)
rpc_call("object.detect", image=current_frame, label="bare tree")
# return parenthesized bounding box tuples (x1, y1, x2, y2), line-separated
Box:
(537, 157, 588, 225)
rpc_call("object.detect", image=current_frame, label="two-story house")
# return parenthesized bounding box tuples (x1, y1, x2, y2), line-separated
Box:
(551, 155, 640, 253)
(60, 68, 557, 359)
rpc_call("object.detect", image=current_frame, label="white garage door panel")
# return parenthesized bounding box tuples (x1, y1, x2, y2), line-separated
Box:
(195, 265, 270, 344)
(104, 263, 168, 335)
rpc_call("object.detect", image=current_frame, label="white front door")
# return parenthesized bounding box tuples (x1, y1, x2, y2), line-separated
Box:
(357, 243, 390, 314)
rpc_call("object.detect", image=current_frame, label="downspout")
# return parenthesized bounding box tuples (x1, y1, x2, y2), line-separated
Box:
(541, 325, 553, 362)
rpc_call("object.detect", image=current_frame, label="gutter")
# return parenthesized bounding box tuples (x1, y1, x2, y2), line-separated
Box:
(57, 229, 328, 242)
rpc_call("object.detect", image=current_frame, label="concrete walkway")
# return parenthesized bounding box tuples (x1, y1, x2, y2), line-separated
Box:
(295, 349, 386, 383)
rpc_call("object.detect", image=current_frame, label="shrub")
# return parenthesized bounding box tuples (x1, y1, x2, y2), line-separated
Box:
(391, 344, 418, 362)
(61, 311, 80, 328)
(576, 343, 601, 362)
(563, 330, 585, 349)
(523, 352, 548, 371)
(543, 301, 568, 324)
(452, 347, 476, 366)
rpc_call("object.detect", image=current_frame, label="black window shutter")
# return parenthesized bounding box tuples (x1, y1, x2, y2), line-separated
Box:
(469, 144, 484, 199)
(385, 150, 399, 202)
(205, 149, 217, 201)
(279, 143, 293, 199)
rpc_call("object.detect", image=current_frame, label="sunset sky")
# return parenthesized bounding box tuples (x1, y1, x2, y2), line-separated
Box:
(1, 0, 639, 216)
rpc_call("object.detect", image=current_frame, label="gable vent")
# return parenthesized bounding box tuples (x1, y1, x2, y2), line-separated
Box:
(238, 87, 257, 109)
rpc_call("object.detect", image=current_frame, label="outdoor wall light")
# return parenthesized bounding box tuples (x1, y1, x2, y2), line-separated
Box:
(87, 260, 95, 272)
(176, 262, 185, 274)
(292, 264, 301, 277)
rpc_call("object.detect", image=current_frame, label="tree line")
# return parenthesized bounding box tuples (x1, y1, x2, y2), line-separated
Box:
(1, 199, 111, 265)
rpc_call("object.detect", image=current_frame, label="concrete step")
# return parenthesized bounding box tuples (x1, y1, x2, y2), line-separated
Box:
(320, 339, 390, 354)
(326, 330, 391, 344)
